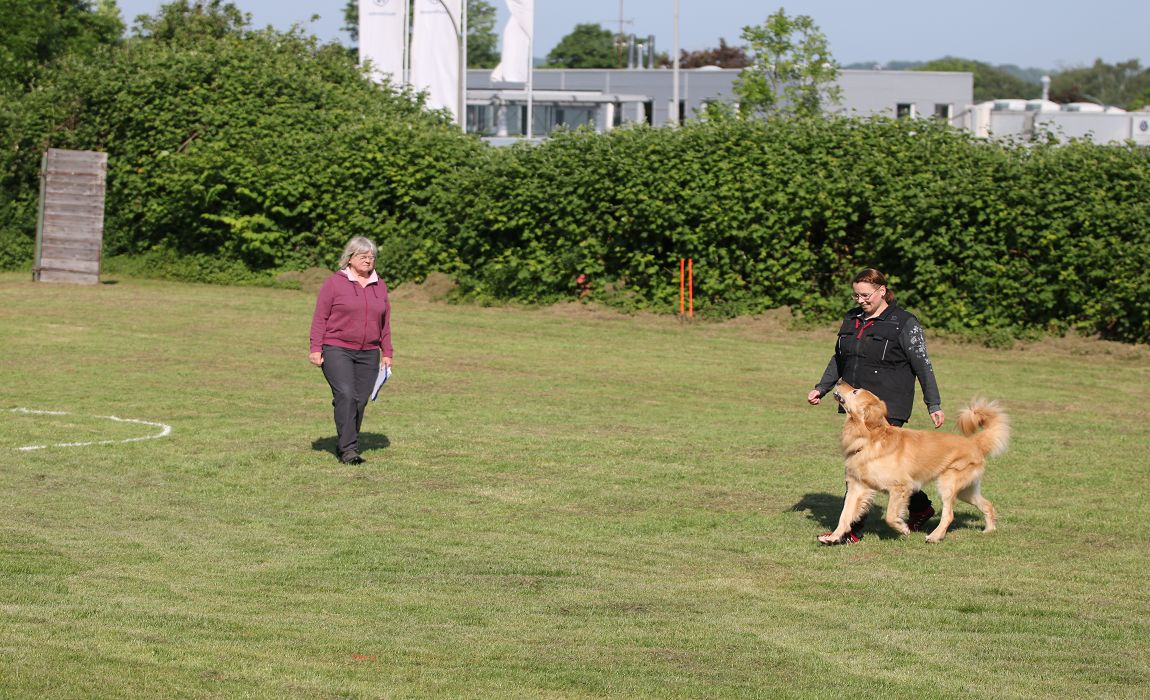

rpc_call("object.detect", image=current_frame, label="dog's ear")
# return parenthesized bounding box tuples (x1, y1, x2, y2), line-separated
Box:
(864, 395, 889, 429)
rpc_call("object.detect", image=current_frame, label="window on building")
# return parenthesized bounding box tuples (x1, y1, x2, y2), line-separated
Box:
(896, 103, 915, 119)
(933, 103, 952, 119)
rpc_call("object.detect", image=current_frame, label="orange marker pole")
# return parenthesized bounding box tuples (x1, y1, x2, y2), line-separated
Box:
(679, 258, 685, 316)
(688, 258, 694, 318)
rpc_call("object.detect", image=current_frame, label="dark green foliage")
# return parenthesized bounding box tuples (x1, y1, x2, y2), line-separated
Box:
(1049, 59, 1150, 110)
(0, 26, 483, 281)
(544, 24, 618, 69)
(0, 0, 124, 90)
(423, 116, 1150, 344)
(465, 0, 500, 69)
(130, 0, 249, 42)
(914, 57, 1042, 102)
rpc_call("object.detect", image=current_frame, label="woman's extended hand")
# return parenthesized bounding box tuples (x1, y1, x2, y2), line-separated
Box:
(309, 351, 324, 367)
(930, 410, 945, 428)
(807, 389, 822, 405)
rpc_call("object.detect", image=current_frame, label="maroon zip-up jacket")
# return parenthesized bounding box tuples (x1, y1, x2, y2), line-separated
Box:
(309, 269, 393, 357)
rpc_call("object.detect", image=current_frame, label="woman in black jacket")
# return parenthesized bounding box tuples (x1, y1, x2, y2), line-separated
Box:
(807, 268, 944, 544)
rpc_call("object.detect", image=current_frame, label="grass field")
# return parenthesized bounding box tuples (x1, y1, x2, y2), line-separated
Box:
(2, 271, 1148, 698)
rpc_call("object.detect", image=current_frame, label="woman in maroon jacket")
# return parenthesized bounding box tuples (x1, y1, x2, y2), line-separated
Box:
(309, 236, 393, 464)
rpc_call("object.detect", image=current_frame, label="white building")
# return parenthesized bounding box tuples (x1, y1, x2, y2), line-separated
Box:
(466, 66, 1150, 146)
(466, 68, 973, 137)
(965, 100, 1150, 145)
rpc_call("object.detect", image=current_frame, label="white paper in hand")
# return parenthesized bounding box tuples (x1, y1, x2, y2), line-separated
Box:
(370, 364, 391, 401)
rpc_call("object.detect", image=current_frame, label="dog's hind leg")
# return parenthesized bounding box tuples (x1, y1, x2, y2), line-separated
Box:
(925, 474, 958, 543)
(884, 485, 913, 536)
(958, 479, 997, 533)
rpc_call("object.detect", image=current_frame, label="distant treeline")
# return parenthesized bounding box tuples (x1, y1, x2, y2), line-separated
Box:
(848, 57, 1150, 107)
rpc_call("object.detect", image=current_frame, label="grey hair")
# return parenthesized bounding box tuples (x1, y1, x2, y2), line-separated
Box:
(337, 236, 377, 269)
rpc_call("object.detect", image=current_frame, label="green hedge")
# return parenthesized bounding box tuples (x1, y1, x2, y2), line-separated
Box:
(3, 32, 1148, 343)
(0, 27, 483, 281)
(423, 117, 1150, 343)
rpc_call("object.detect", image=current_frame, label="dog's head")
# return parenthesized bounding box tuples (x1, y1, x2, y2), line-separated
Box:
(834, 381, 890, 430)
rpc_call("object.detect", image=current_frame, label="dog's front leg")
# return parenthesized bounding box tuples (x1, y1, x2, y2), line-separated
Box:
(822, 480, 873, 541)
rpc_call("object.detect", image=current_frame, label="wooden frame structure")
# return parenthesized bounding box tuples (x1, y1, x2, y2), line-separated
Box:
(33, 148, 107, 284)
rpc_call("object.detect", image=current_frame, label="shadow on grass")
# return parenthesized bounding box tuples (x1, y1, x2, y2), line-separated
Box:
(789, 492, 983, 539)
(789, 492, 843, 530)
(311, 432, 391, 457)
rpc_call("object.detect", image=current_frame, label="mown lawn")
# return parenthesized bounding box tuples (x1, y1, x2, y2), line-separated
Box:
(1, 272, 1148, 698)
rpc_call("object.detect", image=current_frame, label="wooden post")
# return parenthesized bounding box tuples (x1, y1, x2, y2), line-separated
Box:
(688, 258, 694, 318)
(34, 149, 107, 284)
(679, 258, 685, 316)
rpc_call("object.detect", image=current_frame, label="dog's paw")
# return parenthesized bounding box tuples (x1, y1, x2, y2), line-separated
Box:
(818, 531, 860, 545)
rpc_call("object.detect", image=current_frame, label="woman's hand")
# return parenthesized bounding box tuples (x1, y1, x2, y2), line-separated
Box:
(381, 356, 392, 368)
(807, 389, 822, 405)
(930, 410, 945, 428)
(309, 351, 324, 367)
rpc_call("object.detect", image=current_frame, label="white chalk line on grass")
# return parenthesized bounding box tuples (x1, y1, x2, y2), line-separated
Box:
(10, 407, 173, 452)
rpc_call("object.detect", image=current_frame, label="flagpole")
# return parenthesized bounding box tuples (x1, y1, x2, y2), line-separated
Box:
(526, 17, 534, 139)
(403, 0, 410, 84)
(671, 0, 680, 126)
(460, 0, 467, 130)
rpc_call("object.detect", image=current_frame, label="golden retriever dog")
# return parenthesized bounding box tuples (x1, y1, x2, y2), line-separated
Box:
(818, 381, 1010, 544)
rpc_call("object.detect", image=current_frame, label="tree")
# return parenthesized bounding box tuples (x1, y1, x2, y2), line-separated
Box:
(1, 22, 479, 276)
(0, 0, 125, 89)
(915, 57, 1040, 102)
(131, 0, 249, 42)
(733, 9, 840, 118)
(1131, 86, 1150, 111)
(544, 23, 616, 69)
(1049, 59, 1150, 110)
(670, 38, 747, 69)
(341, 0, 500, 68)
(465, 0, 499, 68)
(342, 0, 358, 43)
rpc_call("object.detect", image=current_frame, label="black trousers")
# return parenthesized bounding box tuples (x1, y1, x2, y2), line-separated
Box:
(850, 416, 932, 534)
(321, 345, 380, 458)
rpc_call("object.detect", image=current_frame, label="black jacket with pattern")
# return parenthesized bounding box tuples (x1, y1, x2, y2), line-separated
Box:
(813, 303, 942, 423)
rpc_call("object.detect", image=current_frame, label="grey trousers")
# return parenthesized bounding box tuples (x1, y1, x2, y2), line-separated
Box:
(321, 345, 380, 458)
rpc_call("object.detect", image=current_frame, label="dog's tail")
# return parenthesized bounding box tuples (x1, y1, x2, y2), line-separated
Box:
(958, 398, 1010, 458)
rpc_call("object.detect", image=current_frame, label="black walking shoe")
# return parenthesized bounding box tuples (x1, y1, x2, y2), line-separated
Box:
(340, 453, 365, 465)
(908, 505, 936, 532)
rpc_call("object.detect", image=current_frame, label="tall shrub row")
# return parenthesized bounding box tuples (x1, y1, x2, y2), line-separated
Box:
(423, 118, 1150, 343)
(2, 29, 1148, 343)
(0, 28, 482, 280)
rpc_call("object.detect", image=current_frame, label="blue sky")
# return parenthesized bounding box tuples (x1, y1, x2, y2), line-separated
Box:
(115, 1, 1147, 71)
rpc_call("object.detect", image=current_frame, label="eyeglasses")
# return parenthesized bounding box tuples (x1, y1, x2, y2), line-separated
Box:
(353, 253, 375, 261)
(851, 287, 882, 302)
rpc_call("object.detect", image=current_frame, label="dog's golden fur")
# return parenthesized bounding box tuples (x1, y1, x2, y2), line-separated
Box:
(820, 382, 1010, 543)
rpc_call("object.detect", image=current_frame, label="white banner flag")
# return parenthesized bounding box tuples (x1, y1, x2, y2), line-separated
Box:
(491, 0, 533, 84)
(359, 0, 407, 85)
(410, 0, 462, 118)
